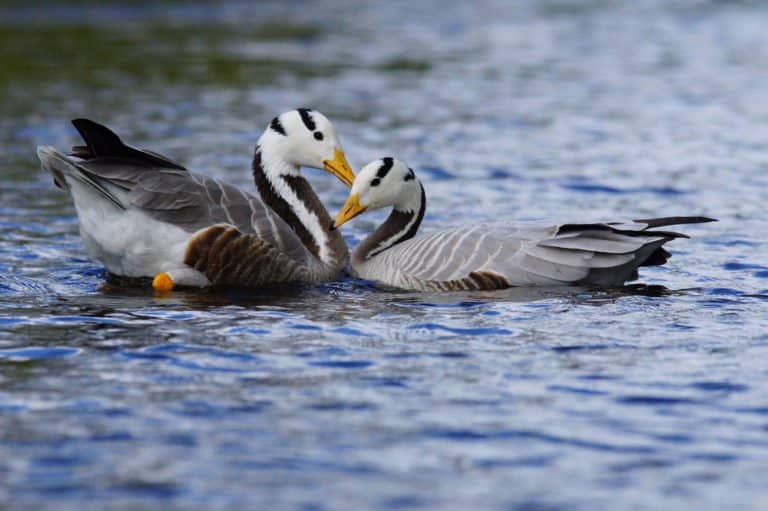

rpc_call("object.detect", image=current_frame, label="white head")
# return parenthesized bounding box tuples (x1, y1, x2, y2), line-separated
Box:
(259, 108, 355, 186)
(333, 157, 422, 228)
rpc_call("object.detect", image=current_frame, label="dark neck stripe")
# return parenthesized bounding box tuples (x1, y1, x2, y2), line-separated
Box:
(297, 108, 316, 131)
(281, 174, 326, 258)
(377, 157, 394, 179)
(270, 116, 287, 136)
(252, 148, 320, 258)
(400, 183, 426, 242)
(367, 183, 426, 259)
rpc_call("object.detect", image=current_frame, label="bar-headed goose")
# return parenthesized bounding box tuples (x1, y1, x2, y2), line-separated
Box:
(37, 109, 355, 290)
(332, 158, 715, 291)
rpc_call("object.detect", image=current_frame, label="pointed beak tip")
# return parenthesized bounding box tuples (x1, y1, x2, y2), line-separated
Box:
(323, 148, 356, 188)
(332, 194, 367, 230)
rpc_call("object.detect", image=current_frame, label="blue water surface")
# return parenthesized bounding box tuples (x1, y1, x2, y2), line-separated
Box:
(1, 1, 768, 510)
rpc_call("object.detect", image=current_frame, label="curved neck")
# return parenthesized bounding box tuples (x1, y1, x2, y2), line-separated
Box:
(353, 182, 426, 261)
(252, 144, 346, 267)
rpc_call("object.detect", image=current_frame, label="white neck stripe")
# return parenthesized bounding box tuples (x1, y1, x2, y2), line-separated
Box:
(259, 146, 331, 263)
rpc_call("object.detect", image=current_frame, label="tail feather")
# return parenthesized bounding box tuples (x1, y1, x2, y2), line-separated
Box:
(38, 118, 190, 210)
(558, 216, 717, 245)
(632, 217, 717, 268)
(560, 216, 716, 286)
(37, 146, 125, 209)
(41, 147, 69, 190)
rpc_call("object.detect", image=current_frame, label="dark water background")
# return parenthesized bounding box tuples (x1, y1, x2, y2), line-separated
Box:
(1, 1, 767, 509)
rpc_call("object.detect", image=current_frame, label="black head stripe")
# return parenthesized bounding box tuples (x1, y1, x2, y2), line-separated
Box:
(404, 167, 415, 181)
(297, 108, 316, 131)
(376, 157, 394, 179)
(270, 116, 287, 136)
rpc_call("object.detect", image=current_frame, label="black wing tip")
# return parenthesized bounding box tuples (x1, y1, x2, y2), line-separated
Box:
(673, 216, 718, 224)
(68, 118, 187, 171)
(70, 117, 125, 150)
(71, 118, 112, 134)
(635, 216, 719, 228)
(71, 117, 97, 126)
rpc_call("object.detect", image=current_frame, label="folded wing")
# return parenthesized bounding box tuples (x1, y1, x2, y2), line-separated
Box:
(39, 118, 308, 264)
(377, 217, 714, 288)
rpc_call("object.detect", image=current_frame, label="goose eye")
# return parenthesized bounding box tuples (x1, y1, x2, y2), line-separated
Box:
(371, 178, 381, 187)
(314, 132, 324, 141)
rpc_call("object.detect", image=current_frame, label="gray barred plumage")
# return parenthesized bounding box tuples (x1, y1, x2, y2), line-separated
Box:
(335, 159, 716, 291)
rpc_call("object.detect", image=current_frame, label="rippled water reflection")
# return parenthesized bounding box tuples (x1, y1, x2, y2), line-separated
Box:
(2, 1, 768, 509)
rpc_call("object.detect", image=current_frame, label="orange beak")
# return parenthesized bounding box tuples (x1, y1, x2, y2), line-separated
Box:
(333, 193, 367, 229)
(322, 148, 355, 187)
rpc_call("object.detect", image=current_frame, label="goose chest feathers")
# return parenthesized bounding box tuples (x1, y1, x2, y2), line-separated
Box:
(332, 158, 716, 292)
(37, 109, 356, 290)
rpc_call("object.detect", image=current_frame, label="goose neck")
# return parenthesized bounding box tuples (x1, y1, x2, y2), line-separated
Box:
(252, 144, 346, 268)
(353, 183, 426, 262)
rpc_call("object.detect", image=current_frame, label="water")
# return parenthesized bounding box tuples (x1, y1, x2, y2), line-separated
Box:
(1, 1, 768, 509)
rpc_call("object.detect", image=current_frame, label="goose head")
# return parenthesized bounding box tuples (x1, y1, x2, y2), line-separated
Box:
(259, 108, 355, 187)
(333, 157, 420, 228)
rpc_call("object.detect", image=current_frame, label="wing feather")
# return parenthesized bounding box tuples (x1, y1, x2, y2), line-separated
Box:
(359, 217, 712, 289)
(538, 231, 656, 254)
(59, 153, 312, 265)
(41, 119, 318, 272)
(521, 244, 635, 269)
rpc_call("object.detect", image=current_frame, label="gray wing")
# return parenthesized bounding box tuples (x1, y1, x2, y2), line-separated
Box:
(375, 218, 713, 288)
(39, 117, 308, 264)
(132, 172, 306, 259)
(75, 161, 308, 265)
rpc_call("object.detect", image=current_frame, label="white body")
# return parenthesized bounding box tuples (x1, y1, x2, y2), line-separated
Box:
(65, 175, 191, 277)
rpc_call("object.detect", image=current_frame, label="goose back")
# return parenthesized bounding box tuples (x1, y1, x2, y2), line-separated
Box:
(353, 219, 711, 290)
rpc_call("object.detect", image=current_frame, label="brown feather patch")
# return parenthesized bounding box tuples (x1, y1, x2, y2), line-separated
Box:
(467, 270, 511, 290)
(184, 224, 308, 286)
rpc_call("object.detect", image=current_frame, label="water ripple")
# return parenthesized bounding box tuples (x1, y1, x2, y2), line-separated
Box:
(0, 346, 81, 361)
(1, 1, 766, 510)
(407, 323, 514, 336)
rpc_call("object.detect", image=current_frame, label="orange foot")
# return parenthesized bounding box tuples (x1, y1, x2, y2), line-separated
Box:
(152, 272, 174, 292)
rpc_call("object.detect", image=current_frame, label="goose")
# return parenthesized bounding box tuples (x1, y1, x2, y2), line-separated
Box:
(331, 157, 716, 291)
(37, 109, 356, 291)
